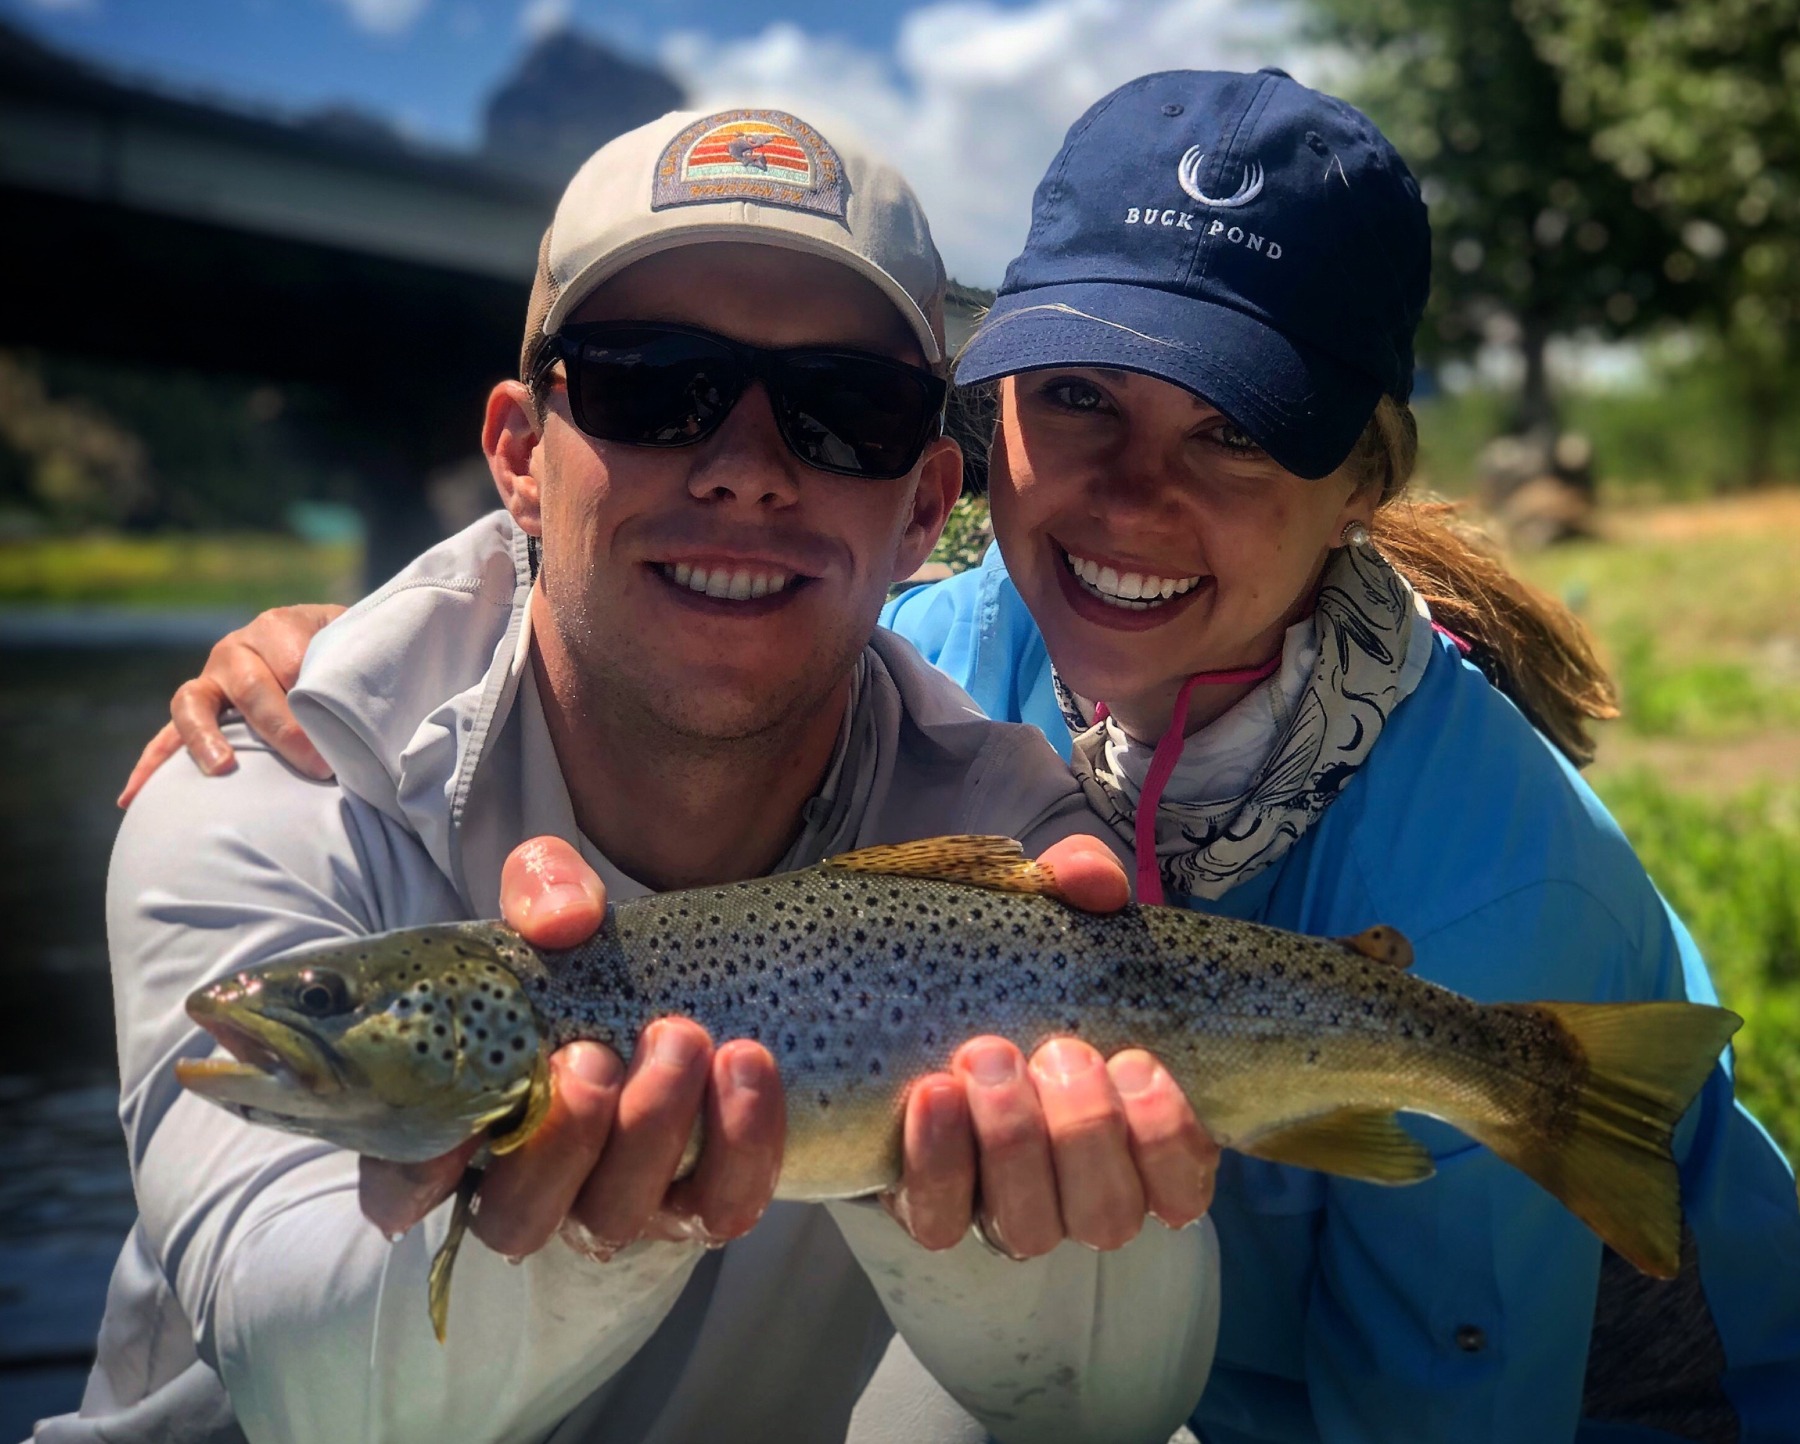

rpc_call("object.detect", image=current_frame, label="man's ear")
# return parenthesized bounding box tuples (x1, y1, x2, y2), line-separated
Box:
(891, 435, 963, 582)
(485, 381, 544, 536)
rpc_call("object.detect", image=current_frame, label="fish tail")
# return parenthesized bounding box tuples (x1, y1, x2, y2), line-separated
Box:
(1474, 1000, 1740, 1279)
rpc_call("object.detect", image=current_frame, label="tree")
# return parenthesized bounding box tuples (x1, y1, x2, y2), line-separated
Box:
(1521, 0, 1800, 485)
(1306, 0, 1702, 431)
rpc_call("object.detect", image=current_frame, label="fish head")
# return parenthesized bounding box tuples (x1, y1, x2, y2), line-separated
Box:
(176, 924, 546, 1163)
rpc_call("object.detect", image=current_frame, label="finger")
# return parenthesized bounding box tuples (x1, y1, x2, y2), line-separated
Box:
(1030, 1038, 1144, 1251)
(659, 1040, 785, 1242)
(1037, 835, 1130, 914)
(472, 1041, 625, 1257)
(1107, 1050, 1218, 1229)
(360, 1139, 479, 1236)
(500, 836, 608, 949)
(954, 1037, 1061, 1259)
(117, 723, 184, 808)
(169, 678, 238, 777)
(569, 1018, 713, 1249)
(882, 1075, 976, 1251)
(239, 603, 345, 684)
(216, 648, 331, 779)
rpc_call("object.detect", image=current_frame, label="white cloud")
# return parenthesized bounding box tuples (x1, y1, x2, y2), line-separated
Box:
(660, 0, 1311, 286)
(331, 0, 432, 36)
(520, 0, 572, 40)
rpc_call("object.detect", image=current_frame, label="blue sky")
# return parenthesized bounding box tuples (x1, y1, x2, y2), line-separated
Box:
(4, 0, 1038, 148)
(4, 0, 1300, 283)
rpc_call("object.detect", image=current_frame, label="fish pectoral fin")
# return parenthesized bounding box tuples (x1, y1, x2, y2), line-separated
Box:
(486, 1049, 553, 1157)
(1239, 1108, 1435, 1184)
(822, 835, 1059, 896)
(427, 1165, 484, 1344)
(1336, 926, 1413, 969)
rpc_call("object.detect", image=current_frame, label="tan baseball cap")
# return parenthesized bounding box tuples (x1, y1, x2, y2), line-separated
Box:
(521, 107, 948, 381)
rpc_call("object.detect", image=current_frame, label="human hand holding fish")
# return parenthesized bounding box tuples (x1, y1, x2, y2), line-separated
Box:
(176, 832, 1739, 1342)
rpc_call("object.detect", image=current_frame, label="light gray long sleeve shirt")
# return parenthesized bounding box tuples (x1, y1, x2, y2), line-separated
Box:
(43, 512, 1219, 1444)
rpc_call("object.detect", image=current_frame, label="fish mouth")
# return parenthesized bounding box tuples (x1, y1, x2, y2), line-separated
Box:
(176, 994, 345, 1103)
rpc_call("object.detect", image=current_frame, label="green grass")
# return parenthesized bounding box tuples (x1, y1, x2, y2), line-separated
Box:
(1513, 517, 1800, 742)
(1596, 773, 1800, 1165)
(0, 533, 360, 608)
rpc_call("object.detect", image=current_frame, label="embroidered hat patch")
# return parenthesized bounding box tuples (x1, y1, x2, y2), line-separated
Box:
(652, 109, 848, 220)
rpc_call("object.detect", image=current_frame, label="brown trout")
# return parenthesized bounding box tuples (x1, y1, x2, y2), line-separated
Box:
(177, 835, 1739, 1339)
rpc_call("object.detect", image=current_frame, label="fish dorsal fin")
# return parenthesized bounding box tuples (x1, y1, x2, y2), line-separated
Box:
(1337, 925, 1413, 969)
(1240, 1107, 1435, 1184)
(823, 835, 1058, 895)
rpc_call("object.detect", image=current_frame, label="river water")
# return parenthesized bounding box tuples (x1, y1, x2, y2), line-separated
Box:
(0, 615, 246, 1440)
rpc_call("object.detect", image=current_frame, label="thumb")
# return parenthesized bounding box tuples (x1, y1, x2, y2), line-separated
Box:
(500, 835, 607, 947)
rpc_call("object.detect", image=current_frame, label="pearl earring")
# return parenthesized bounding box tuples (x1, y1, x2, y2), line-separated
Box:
(1339, 520, 1372, 550)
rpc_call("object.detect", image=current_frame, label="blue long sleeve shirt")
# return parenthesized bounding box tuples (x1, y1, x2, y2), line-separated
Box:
(883, 544, 1800, 1444)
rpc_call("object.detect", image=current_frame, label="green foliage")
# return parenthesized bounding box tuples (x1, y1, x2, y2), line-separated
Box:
(929, 494, 993, 574)
(0, 534, 360, 608)
(1596, 772, 1800, 1162)
(0, 349, 356, 533)
(1519, 0, 1800, 482)
(1611, 629, 1800, 739)
(1305, 0, 1695, 418)
(1415, 365, 1800, 498)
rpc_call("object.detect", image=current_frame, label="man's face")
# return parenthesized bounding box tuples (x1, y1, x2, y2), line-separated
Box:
(508, 243, 958, 746)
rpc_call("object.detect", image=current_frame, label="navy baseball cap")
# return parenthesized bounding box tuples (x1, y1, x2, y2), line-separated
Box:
(957, 69, 1431, 480)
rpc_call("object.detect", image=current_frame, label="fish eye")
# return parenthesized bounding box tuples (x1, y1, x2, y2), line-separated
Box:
(293, 969, 353, 1018)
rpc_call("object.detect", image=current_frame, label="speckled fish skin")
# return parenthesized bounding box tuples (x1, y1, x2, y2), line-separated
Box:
(180, 837, 1741, 1282)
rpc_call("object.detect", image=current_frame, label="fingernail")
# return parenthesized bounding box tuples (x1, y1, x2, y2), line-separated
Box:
(562, 1042, 620, 1090)
(919, 1081, 963, 1140)
(1109, 1052, 1159, 1097)
(539, 882, 595, 915)
(649, 1023, 705, 1071)
(965, 1044, 1018, 1088)
(199, 744, 231, 775)
(1034, 1038, 1097, 1084)
(724, 1043, 764, 1091)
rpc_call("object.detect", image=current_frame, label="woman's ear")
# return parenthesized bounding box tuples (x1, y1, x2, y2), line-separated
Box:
(485, 381, 544, 536)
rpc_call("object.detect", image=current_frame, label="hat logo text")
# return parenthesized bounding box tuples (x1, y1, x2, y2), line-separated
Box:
(1178, 148, 1265, 208)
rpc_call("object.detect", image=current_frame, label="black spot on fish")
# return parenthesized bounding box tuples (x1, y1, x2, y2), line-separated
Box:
(489, 1050, 504, 1065)
(415, 1041, 428, 1054)
(512, 1037, 526, 1050)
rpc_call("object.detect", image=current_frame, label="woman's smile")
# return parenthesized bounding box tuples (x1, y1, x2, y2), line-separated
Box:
(1051, 539, 1212, 632)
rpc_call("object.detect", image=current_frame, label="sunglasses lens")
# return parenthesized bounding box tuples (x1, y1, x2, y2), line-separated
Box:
(776, 354, 942, 479)
(566, 330, 738, 446)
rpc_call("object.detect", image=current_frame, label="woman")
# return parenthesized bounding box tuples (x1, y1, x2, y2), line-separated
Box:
(126, 69, 1799, 1442)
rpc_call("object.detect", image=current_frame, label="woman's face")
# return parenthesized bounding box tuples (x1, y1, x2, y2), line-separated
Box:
(989, 368, 1373, 738)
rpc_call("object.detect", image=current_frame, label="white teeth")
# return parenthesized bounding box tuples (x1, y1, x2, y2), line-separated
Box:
(1062, 549, 1203, 610)
(661, 564, 795, 602)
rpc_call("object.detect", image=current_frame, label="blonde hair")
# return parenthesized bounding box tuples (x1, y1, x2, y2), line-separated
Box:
(1352, 397, 1620, 767)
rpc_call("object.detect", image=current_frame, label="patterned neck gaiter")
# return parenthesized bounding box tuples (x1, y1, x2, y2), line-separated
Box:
(1057, 543, 1434, 902)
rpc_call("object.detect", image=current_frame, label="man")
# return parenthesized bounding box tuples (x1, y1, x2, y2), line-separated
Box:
(46, 109, 1219, 1443)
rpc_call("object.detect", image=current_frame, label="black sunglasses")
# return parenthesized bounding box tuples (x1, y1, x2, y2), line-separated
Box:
(540, 322, 948, 481)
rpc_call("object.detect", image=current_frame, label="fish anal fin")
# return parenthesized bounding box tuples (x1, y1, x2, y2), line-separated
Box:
(823, 835, 1058, 895)
(1240, 1107, 1435, 1184)
(1337, 926, 1413, 969)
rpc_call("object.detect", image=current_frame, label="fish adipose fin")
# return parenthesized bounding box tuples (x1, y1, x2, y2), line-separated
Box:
(1240, 1107, 1436, 1183)
(1479, 1000, 1741, 1279)
(824, 835, 1059, 895)
(1337, 926, 1413, 969)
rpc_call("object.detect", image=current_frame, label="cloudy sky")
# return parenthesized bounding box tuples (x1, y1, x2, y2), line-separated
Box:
(5, 0, 1306, 284)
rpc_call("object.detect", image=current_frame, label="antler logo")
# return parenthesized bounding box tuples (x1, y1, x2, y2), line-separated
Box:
(1178, 147, 1265, 208)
